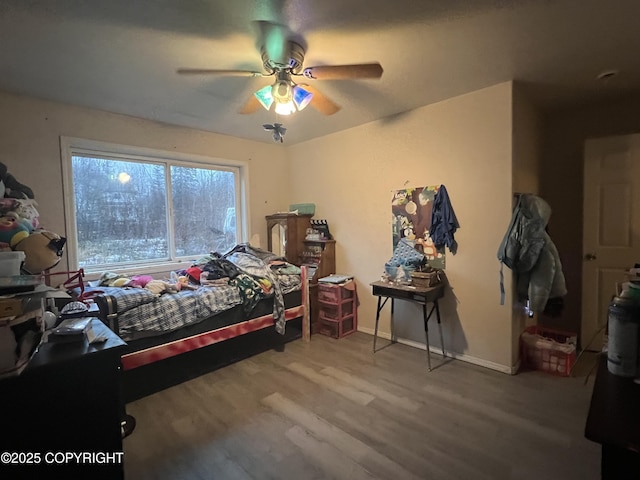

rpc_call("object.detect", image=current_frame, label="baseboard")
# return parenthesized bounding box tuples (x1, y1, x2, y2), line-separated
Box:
(358, 326, 514, 375)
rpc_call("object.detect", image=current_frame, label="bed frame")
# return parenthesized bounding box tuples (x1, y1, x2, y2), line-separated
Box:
(96, 267, 310, 402)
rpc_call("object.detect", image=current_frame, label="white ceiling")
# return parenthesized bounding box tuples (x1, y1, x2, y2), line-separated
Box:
(1, 0, 640, 145)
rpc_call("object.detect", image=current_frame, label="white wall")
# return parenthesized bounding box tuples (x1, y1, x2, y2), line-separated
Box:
(0, 90, 291, 274)
(287, 82, 516, 371)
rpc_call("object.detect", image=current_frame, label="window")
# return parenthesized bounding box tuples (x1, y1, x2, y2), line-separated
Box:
(61, 138, 247, 272)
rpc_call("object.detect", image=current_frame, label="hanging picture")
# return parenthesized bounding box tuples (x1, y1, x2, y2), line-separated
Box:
(391, 185, 445, 269)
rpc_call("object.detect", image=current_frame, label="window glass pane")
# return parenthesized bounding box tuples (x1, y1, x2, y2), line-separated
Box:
(171, 166, 237, 256)
(72, 156, 169, 267)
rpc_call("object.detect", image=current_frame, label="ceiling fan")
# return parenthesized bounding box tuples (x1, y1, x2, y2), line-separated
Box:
(176, 21, 383, 116)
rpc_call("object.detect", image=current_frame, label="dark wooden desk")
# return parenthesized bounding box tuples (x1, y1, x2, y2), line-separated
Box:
(370, 281, 445, 370)
(585, 354, 640, 479)
(0, 319, 127, 479)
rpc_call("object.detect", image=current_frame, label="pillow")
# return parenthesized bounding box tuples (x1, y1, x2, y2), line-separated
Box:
(388, 238, 426, 268)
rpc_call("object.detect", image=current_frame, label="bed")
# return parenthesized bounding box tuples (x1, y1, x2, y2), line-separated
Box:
(82, 244, 310, 402)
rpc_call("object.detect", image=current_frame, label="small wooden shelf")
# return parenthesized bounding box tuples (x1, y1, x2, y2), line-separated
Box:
(299, 239, 335, 282)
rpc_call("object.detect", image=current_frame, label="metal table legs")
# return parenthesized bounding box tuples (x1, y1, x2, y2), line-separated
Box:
(373, 295, 390, 353)
(373, 295, 445, 370)
(423, 301, 446, 371)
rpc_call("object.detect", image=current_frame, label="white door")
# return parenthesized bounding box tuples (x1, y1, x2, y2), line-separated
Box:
(582, 134, 640, 350)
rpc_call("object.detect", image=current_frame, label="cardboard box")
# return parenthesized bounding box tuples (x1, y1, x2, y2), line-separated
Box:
(0, 297, 25, 317)
(0, 287, 53, 320)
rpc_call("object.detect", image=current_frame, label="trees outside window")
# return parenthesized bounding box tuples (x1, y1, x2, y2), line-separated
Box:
(63, 140, 245, 272)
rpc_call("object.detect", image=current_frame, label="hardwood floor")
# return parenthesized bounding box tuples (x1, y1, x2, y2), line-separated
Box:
(123, 332, 601, 480)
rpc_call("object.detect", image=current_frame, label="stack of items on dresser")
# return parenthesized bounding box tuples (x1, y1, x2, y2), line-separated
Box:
(0, 162, 68, 377)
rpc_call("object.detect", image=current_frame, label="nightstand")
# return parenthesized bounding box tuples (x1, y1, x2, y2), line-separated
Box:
(0, 318, 127, 479)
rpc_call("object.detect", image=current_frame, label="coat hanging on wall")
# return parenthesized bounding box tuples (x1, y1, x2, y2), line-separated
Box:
(496, 193, 567, 315)
(429, 184, 459, 255)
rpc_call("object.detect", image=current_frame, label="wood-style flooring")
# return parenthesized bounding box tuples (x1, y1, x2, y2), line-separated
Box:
(123, 332, 601, 480)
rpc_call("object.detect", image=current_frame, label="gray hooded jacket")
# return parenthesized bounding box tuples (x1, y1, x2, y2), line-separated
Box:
(497, 194, 567, 314)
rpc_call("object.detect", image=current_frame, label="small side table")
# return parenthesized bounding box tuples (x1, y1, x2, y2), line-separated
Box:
(370, 281, 445, 370)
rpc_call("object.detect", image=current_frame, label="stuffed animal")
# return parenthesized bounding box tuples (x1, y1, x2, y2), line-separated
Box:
(127, 275, 154, 288)
(0, 198, 19, 215)
(185, 266, 203, 284)
(0, 162, 34, 199)
(0, 198, 39, 224)
(0, 212, 32, 247)
(14, 230, 66, 274)
(145, 280, 180, 295)
(12, 199, 39, 229)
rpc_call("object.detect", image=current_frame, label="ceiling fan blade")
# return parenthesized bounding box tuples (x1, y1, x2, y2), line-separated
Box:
(239, 94, 262, 114)
(302, 63, 383, 80)
(302, 85, 341, 115)
(176, 68, 265, 77)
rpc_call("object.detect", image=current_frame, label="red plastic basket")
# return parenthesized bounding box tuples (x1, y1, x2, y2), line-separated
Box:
(520, 325, 577, 376)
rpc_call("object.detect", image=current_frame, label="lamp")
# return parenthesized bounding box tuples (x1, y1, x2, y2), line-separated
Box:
(253, 72, 314, 115)
(274, 100, 296, 115)
(292, 85, 313, 111)
(254, 85, 274, 111)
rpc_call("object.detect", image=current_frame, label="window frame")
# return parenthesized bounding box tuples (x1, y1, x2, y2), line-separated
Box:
(60, 136, 250, 274)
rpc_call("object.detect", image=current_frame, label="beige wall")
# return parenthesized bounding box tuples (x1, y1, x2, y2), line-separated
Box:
(0, 82, 525, 371)
(0, 90, 291, 274)
(287, 82, 517, 371)
(511, 84, 542, 365)
(5, 82, 636, 369)
(541, 94, 640, 338)
(512, 84, 541, 197)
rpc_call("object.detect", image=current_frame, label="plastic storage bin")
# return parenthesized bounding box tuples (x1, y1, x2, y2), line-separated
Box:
(0, 251, 25, 276)
(317, 280, 357, 339)
(319, 316, 356, 339)
(318, 283, 354, 303)
(319, 301, 353, 320)
(520, 325, 577, 376)
(289, 203, 316, 215)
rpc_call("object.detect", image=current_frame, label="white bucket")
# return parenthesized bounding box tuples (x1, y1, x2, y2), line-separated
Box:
(607, 297, 640, 377)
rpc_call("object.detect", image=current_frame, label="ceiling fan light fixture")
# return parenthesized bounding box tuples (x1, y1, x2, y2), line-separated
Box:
(254, 85, 274, 111)
(272, 78, 292, 102)
(292, 85, 314, 111)
(274, 100, 296, 115)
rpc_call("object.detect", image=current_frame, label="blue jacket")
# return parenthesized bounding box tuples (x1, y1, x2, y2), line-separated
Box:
(429, 185, 459, 254)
